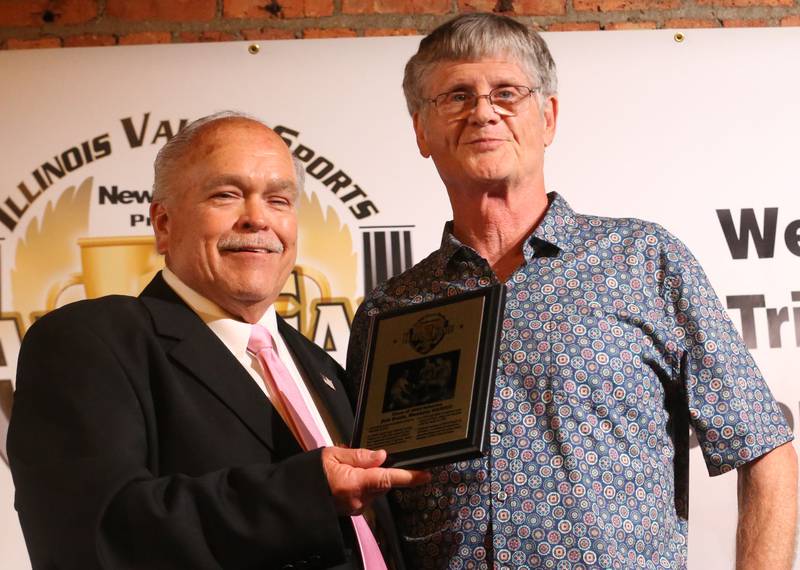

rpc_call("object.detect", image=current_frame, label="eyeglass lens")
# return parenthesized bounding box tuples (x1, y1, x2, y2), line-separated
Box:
(435, 86, 533, 116)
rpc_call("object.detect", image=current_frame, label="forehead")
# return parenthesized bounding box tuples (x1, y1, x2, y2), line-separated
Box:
(425, 57, 530, 92)
(169, 120, 297, 200)
(193, 121, 292, 164)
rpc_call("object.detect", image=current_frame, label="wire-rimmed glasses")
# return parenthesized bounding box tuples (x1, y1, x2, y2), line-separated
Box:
(427, 85, 539, 118)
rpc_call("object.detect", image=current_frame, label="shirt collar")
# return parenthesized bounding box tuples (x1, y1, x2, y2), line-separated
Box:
(161, 267, 278, 359)
(529, 191, 579, 255)
(439, 191, 578, 264)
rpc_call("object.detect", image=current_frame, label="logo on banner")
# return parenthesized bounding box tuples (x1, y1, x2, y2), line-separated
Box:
(0, 114, 417, 466)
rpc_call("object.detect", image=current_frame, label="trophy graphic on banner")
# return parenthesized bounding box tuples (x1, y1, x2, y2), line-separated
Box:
(46, 236, 164, 309)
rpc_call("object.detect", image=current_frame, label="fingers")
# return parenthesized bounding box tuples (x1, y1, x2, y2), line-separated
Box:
(321, 447, 431, 516)
(327, 448, 431, 489)
(362, 467, 431, 492)
(326, 446, 387, 469)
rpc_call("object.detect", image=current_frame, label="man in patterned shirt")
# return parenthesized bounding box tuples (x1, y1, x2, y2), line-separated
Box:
(346, 13, 797, 570)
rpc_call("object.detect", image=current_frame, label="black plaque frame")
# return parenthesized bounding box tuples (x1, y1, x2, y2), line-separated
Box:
(352, 285, 505, 469)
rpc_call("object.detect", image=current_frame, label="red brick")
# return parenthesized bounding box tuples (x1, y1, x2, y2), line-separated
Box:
(225, 0, 334, 18)
(107, 0, 216, 22)
(574, 0, 678, 10)
(63, 33, 115, 47)
(303, 27, 358, 38)
(697, 0, 789, 5)
(722, 18, 769, 27)
(664, 18, 719, 28)
(301, 0, 334, 16)
(456, 0, 499, 11)
(605, 21, 657, 29)
(364, 27, 419, 36)
(51, 0, 98, 23)
(178, 30, 240, 42)
(515, 0, 567, 15)
(780, 15, 800, 26)
(341, 0, 368, 12)
(242, 28, 297, 40)
(0, 0, 46, 26)
(342, 0, 449, 14)
(6, 37, 62, 49)
(0, 0, 97, 26)
(119, 31, 173, 45)
(547, 21, 601, 30)
(224, 0, 276, 17)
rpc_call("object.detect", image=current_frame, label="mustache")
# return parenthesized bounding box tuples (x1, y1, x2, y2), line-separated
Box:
(217, 234, 285, 253)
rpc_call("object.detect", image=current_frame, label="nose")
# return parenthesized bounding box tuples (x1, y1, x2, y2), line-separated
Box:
(237, 195, 268, 232)
(469, 94, 501, 125)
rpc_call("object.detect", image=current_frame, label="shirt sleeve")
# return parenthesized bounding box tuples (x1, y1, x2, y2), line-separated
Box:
(656, 226, 793, 476)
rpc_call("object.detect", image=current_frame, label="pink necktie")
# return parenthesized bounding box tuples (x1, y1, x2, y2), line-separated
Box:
(248, 324, 387, 570)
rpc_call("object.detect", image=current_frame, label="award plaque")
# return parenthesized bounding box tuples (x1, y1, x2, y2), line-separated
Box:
(352, 285, 506, 469)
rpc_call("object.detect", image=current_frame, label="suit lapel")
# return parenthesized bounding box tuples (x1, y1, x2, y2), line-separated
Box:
(139, 275, 353, 455)
(139, 274, 281, 452)
(278, 318, 354, 444)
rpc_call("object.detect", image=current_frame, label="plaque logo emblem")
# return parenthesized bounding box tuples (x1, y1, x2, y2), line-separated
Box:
(404, 313, 453, 355)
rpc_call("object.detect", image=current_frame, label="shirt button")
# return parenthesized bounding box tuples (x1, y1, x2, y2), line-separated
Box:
(496, 424, 506, 433)
(497, 491, 508, 501)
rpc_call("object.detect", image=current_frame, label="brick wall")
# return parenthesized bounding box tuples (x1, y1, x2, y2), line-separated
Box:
(1, 0, 799, 49)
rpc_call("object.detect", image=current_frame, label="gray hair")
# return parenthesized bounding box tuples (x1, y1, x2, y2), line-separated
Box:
(402, 13, 558, 116)
(152, 110, 305, 203)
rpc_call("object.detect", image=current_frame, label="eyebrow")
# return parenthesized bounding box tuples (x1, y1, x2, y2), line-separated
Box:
(440, 79, 520, 93)
(204, 174, 298, 199)
(444, 83, 471, 92)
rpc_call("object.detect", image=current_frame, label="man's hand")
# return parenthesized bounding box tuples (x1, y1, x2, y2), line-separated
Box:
(736, 441, 798, 570)
(322, 447, 430, 516)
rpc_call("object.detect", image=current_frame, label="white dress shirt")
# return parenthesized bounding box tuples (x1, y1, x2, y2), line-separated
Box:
(162, 267, 334, 447)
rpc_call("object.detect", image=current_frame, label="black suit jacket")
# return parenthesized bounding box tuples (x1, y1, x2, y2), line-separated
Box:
(9, 273, 402, 570)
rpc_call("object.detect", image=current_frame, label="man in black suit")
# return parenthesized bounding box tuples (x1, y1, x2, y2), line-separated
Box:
(8, 112, 427, 569)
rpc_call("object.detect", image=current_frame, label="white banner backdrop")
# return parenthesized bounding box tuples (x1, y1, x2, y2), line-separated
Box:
(1, 28, 798, 568)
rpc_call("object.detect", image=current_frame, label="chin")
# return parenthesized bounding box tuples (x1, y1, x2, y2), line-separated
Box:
(215, 276, 272, 302)
(464, 160, 511, 180)
(235, 284, 280, 303)
(469, 170, 511, 186)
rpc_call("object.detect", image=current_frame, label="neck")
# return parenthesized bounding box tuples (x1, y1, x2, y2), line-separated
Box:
(448, 182, 549, 282)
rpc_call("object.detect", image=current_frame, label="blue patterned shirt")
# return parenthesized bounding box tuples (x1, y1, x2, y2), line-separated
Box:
(346, 193, 792, 570)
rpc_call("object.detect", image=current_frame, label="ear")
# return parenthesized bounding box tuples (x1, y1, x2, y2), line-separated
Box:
(412, 112, 431, 158)
(542, 95, 558, 147)
(150, 201, 170, 254)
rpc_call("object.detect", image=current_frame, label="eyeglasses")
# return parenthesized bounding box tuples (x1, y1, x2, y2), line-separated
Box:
(427, 85, 539, 118)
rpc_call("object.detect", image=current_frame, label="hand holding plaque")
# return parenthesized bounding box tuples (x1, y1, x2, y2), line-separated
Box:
(352, 286, 505, 469)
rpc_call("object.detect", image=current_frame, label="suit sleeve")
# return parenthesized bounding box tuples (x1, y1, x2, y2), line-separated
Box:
(9, 312, 348, 570)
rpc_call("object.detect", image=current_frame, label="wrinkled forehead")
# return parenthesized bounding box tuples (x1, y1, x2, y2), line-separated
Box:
(420, 52, 538, 94)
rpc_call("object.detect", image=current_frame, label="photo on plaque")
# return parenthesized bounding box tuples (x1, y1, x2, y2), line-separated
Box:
(352, 285, 505, 469)
(383, 350, 460, 412)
